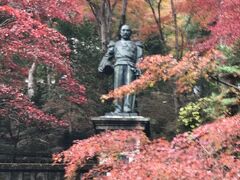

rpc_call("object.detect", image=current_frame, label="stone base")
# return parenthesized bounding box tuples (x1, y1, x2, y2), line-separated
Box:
(105, 112, 138, 116)
(91, 114, 151, 138)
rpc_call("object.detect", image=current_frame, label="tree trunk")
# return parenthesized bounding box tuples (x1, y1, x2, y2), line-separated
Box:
(87, 0, 118, 51)
(118, 0, 128, 39)
(100, 21, 108, 51)
(27, 62, 36, 99)
(179, 29, 184, 59)
(146, 0, 165, 43)
(170, 0, 180, 60)
(46, 67, 52, 93)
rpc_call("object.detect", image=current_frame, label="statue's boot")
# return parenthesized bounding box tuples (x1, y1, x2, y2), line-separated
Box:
(123, 94, 133, 113)
(113, 99, 122, 113)
(123, 106, 131, 113)
(113, 108, 122, 113)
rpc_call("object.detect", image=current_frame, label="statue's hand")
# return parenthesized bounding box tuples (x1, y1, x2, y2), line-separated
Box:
(98, 59, 114, 75)
(98, 66, 104, 73)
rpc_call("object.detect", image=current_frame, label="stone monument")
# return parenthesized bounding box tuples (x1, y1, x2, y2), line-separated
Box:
(92, 25, 150, 137)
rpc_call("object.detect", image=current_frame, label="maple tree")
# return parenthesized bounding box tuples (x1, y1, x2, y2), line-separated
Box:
(101, 0, 240, 102)
(1, 1, 239, 179)
(177, 0, 240, 51)
(0, 3, 86, 126)
(2, 0, 89, 23)
(51, 1, 239, 179)
(101, 50, 219, 100)
(0, 84, 67, 126)
(54, 114, 240, 179)
(135, 0, 169, 41)
(53, 130, 149, 179)
(0, 5, 70, 75)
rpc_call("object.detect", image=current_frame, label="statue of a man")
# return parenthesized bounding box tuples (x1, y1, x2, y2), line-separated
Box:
(98, 25, 143, 113)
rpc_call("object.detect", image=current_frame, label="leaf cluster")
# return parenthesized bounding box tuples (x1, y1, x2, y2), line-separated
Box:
(178, 95, 228, 131)
(102, 50, 217, 100)
(55, 114, 240, 179)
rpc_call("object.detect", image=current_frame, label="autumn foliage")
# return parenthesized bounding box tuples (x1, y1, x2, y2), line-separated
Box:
(53, 130, 149, 179)
(108, 114, 240, 179)
(54, 114, 240, 179)
(0, 5, 71, 75)
(1, 0, 239, 179)
(0, 84, 67, 126)
(102, 50, 219, 100)
(0, 3, 86, 126)
(1, 0, 89, 23)
(178, 0, 240, 50)
(102, 0, 240, 101)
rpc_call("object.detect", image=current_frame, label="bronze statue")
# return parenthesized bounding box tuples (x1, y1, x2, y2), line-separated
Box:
(98, 25, 143, 113)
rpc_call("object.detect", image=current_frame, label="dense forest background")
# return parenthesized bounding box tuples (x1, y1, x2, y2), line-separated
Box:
(0, 0, 239, 179)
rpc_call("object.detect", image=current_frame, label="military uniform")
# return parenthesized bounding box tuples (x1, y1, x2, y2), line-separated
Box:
(98, 39, 143, 113)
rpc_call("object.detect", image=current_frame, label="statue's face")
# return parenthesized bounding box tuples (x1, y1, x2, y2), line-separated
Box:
(120, 25, 132, 40)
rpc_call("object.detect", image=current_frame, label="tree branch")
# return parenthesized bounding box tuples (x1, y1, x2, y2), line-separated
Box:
(170, 0, 180, 60)
(118, 0, 128, 37)
(209, 75, 240, 91)
(157, 0, 164, 42)
(145, 0, 164, 42)
(111, 0, 118, 12)
(87, 0, 101, 24)
(27, 62, 37, 99)
(0, 17, 15, 27)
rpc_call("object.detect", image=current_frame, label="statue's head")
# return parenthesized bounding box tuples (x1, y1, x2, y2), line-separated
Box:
(120, 25, 132, 40)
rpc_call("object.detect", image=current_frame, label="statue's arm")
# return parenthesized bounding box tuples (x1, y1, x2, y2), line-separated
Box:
(98, 41, 115, 73)
(134, 41, 144, 77)
(104, 41, 115, 60)
(135, 41, 143, 63)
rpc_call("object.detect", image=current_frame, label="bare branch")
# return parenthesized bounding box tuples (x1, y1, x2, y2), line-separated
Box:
(111, 0, 118, 12)
(170, 0, 180, 60)
(145, 0, 164, 42)
(118, 0, 128, 36)
(87, 0, 101, 24)
(0, 17, 15, 27)
(209, 75, 240, 91)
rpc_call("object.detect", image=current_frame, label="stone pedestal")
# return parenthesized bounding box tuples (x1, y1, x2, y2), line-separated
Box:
(91, 113, 151, 138)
